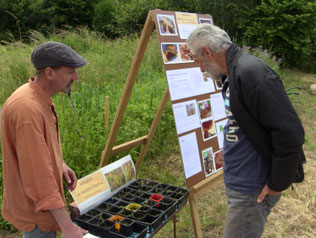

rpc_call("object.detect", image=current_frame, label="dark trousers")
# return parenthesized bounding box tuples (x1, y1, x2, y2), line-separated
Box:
(23, 226, 56, 238)
(223, 186, 281, 238)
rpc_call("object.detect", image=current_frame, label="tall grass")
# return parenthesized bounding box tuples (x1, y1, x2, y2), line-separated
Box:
(1, 29, 313, 237)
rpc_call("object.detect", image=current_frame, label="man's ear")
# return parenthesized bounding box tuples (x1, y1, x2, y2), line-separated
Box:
(44, 67, 54, 81)
(202, 46, 214, 59)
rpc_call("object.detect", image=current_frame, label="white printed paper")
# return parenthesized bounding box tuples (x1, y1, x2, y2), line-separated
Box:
(210, 93, 226, 121)
(215, 119, 228, 149)
(166, 67, 215, 101)
(172, 100, 200, 134)
(179, 132, 202, 179)
(177, 24, 199, 39)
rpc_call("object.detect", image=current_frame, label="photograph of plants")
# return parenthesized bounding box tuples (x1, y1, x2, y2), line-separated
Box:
(122, 160, 135, 183)
(104, 167, 126, 192)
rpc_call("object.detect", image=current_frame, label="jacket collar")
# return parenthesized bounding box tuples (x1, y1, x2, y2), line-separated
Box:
(225, 43, 243, 70)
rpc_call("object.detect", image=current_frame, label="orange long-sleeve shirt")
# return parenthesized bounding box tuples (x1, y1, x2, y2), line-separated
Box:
(1, 79, 67, 232)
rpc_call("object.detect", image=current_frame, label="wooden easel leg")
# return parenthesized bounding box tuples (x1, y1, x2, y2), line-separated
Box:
(189, 192, 202, 238)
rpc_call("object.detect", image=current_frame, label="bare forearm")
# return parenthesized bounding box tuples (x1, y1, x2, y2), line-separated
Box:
(50, 207, 86, 238)
(49, 207, 73, 231)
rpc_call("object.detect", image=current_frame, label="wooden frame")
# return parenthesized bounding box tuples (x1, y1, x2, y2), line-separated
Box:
(99, 9, 224, 238)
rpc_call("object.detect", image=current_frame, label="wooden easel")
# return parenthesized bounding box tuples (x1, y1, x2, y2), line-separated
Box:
(99, 9, 224, 238)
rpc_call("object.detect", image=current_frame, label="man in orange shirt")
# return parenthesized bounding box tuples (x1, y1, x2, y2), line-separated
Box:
(1, 42, 88, 238)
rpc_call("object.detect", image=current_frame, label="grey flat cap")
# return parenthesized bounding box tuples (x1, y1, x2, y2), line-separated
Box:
(31, 41, 87, 70)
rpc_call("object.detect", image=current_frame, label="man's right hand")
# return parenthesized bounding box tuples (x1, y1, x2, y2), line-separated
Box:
(50, 207, 88, 238)
(62, 223, 88, 238)
(257, 184, 280, 203)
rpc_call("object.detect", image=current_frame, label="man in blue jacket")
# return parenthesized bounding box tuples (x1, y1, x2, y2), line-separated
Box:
(187, 24, 305, 238)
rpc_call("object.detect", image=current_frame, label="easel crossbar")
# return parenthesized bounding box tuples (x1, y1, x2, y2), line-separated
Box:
(110, 135, 147, 156)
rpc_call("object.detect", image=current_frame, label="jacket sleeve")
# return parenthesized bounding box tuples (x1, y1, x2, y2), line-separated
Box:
(16, 109, 66, 212)
(239, 59, 305, 191)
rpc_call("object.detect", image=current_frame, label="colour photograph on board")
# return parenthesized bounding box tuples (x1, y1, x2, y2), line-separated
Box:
(197, 99, 212, 120)
(157, 14, 178, 36)
(202, 147, 215, 176)
(214, 150, 223, 170)
(161, 43, 180, 64)
(161, 43, 196, 64)
(179, 43, 194, 62)
(215, 79, 223, 90)
(201, 118, 217, 141)
(186, 102, 197, 116)
(199, 18, 213, 25)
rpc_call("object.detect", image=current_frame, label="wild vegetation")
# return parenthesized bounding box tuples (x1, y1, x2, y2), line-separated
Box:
(0, 0, 315, 71)
(0, 1, 316, 236)
(0, 28, 315, 237)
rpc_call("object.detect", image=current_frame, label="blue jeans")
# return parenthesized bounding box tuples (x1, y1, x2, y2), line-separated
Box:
(223, 186, 281, 238)
(23, 226, 56, 238)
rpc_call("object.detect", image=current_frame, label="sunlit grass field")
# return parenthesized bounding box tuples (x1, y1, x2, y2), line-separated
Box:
(0, 29, 315, 237)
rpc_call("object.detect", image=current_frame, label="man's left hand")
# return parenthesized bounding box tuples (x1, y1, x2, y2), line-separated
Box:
(257, 184, 280, 203)
(62, 162, 77, 191)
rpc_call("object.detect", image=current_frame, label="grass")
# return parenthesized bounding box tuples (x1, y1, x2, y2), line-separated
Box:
(0, 29, 315, 237)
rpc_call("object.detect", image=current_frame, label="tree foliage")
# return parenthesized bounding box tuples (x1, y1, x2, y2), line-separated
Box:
(242, 0, 316, 69)
(0, 0, 315, 71)
(41, 0, 98, 28)
(93, 0, 118, 37)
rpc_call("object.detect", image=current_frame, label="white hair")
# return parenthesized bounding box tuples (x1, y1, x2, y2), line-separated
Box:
(186, 24, 232, 56)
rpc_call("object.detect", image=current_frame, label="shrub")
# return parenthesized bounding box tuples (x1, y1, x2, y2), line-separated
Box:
(41, 0, 98, 29)
(242, 0, 316, 69)
(0, 0, 45, 42)
(93, 0, 118, 38)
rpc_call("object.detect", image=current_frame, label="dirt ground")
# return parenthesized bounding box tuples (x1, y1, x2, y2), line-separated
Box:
(0, 230, 20, 238)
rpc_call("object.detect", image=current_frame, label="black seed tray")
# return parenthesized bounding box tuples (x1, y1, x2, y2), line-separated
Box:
(75, 179, 190, 237)
(76, 211, 147, 238)
(134, 212, 164, 233)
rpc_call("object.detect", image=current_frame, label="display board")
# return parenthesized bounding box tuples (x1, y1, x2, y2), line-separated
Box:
(153, 10, 227, 188)
(96, 10, 226, 237)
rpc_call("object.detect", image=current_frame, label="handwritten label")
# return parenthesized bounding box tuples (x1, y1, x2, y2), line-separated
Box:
(175, 12, 198, 25)
(71, 171, 108, 204)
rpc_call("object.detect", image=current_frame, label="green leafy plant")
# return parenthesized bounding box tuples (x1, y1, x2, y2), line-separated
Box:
(241, 0, 316, 69)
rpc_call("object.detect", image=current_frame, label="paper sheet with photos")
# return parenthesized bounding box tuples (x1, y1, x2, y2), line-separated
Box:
(70, 155, 136, 214)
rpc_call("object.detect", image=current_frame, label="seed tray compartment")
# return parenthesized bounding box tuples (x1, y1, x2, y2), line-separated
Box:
(134, 212, 164, 233)
(174, 187, 189, 208)
(157, 201, 176, 219)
